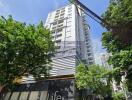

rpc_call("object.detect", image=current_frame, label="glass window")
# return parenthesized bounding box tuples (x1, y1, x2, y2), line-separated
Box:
(57, 28, 63, 33)
(87, 50, 90, 52)
(54, 19, 58, 22)
(56, 9, 60, 12)
(89, 62, 93, 64)
(56, 12, 59, 15)
(56, 39, 61, 43)
(55, 15, 59, 18)
(56, 46, 61, 50)
(45, 25, 48, 28)
(68, 9, 72, 12)
(58, 24, 63, 27)
(68, 16, 72, 18)
(52, 31, 55, 34)
(52, 26, 56, 30)
(66, 31, 71, 37)
(61, 11, 65, 14)
(58, 20, 63, 24)
(67, 21, 71, 26)
(66, 36, 71, 38)
(67, 17, 72, 20)
(52, 22, 57, 25)
(68, 13, 72, 16)
(89, 58, 93, 61)
(56, 34, 62, 38)
(61, 8, 65, 12)
(52, 35, 54, 39)
(88, 53, 91, 56)
(68, 7, 72, 10)
(60, 13, 65, 16)
(66, 27, 71, 32)
(67, 20, 71, 23)
(61, 8, 65, 10)
(60, 16, 64, 19)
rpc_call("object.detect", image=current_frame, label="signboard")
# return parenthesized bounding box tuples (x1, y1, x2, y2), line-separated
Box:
(47, 79, 75, 100)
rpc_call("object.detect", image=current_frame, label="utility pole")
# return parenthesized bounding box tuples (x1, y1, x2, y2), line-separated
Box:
(69, 0, 108, 25)
(69, 0, 132, 43)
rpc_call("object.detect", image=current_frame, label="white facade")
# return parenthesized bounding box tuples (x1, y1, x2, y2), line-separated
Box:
(45, 4, 94, 76)
(100, 53, 112, 69)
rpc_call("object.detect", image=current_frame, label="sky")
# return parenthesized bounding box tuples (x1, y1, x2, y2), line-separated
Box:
(0, 0, 110, 64)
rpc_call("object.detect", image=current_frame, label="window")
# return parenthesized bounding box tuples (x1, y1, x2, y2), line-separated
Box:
(57, 28, 63, 33)
(45, 25, 48, 28)
(68, 6, 72, 10)
(56, 46, 61, 49)
(66, 30, 71, 33)
(60, 13, 65, 16)
(61, 11, 65, 14)
(56, 9, 60, 12)
(66, 27, 71, 32)
(54, 18, 58, 21)
(89, 62, 93, 64)
(89, 58, 93, 61)
(88, 53, 91, 56)
(86, 39, 89, 42)
(52, 26, 56, 30)
(67, 20, 71, 23)
(52, 36, 54, 38)
(56, 34, 62, 38)
(58, 24, 63, 27)
(56, 12, 59, 15)
(55, 15, 59, 18)
(87, 45, 91, 48)
(66, 36, 71, 38)
(61, 8, 65, 10)
(54, 19, 58, 22)
(60, 16, 64, 19)
(66, 31, 71, 37)
(52, 22, 57, 25)
(68, 13, 72, 16)
(56, 39, 61, 43)
(67, 17, 72, 21)
(87, 50, 90, 52)
(52, 31, 55, 34)
(68, 8, 72, 13)
(68, 10, 72, 13)
(58, 20, 63, 24)
(61, 8, 65, 13)
(67, 21, 71, 26)
(86, 42, 90, 46)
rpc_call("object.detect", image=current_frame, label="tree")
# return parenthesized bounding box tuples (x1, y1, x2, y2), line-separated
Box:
(113, 92, 126, 100)
(0, 16, 55, 87)
(102, 0, 132, 43)
(75, 64, 112, 97)
(102, 0, 132, 91)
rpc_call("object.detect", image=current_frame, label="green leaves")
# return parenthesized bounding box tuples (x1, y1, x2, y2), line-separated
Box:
(112, 91, 126, 100)
(103, 0, 132, 27)
(75, 64, 112, 96)
(102, 0, 132, 92)
(0, 16, 55, 87)
(102, 0, 132, 42)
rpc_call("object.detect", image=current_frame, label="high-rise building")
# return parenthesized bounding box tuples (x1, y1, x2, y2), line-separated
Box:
(100, 53, 112, 69)
(45, 4, 94, 76)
